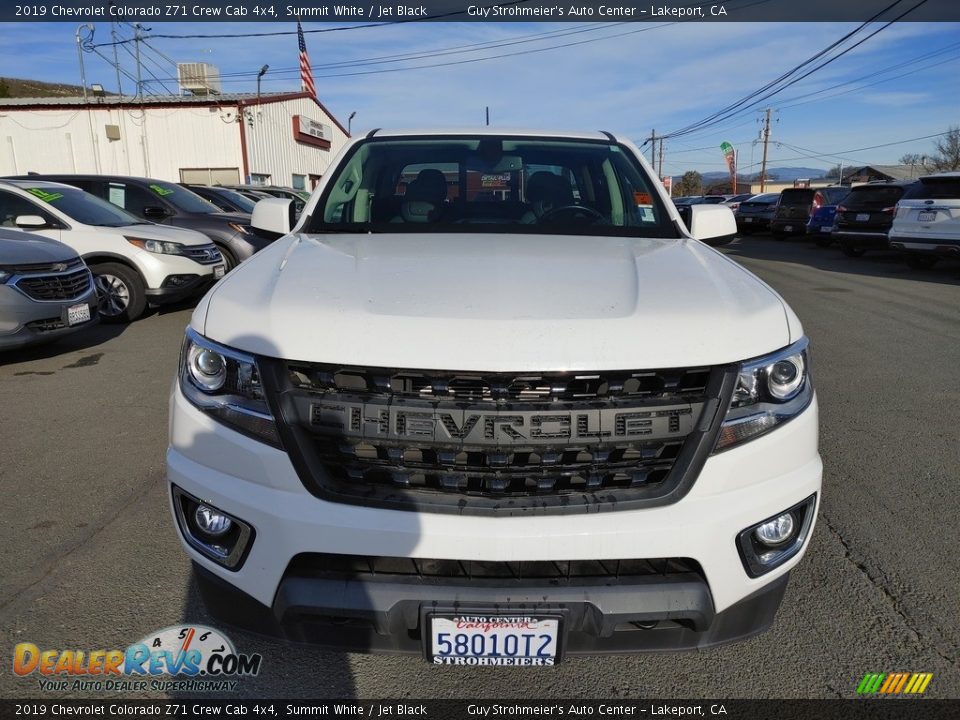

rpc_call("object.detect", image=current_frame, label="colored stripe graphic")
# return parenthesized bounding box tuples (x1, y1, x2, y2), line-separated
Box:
(857, 672, 932, 694)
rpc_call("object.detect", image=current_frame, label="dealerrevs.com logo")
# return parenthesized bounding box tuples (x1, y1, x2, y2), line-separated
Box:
(13, 625, 262, 693)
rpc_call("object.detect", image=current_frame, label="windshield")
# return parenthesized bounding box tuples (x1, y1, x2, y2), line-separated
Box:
(310, 135, 679, 238)
(212, 188, 257, 213)
(145, 181, 221, 214)
(22, 185, 143, 227)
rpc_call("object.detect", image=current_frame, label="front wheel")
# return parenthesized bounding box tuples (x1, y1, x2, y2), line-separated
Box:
(92, 262, 146, 323)
(216, 244, 237, 272)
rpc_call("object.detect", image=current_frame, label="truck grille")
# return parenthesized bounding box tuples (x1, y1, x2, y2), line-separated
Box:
(14, 267, 92, 301)
(263, 361, 733, 515)
(286, 553, 704, 584)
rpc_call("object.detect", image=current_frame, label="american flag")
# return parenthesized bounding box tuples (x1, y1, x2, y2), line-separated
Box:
(297, 22, 316, 98)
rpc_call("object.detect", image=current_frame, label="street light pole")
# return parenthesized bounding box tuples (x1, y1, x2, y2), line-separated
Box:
(348, 111, 356, 136)
(256, 65, 269, 107)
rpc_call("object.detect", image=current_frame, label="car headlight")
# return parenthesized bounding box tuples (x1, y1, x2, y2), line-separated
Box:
(179, 328, 281, 448)
(714, 337, 813, 452)
(126, 236, 185, 255)
(228, 222, 251, 235)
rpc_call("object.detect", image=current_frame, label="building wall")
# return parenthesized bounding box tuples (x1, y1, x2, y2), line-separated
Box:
(244, 96, 349, 188)
(0, 96, 348, 187)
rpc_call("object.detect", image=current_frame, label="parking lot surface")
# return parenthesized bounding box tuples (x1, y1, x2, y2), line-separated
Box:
(1, 237, 958, 699)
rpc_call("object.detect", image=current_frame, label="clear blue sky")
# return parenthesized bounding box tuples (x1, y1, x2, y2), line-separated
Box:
(1, 20, 957, 176)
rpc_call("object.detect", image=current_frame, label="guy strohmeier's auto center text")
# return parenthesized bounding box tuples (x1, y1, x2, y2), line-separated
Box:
(13, 2, 728, 20)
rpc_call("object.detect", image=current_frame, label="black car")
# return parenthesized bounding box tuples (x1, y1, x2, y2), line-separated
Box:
(183, 185, 259, 215)
(9, 175, 272, 269)
(734, 193, 780, 234)
(770, 186, 849, 238)
(833, 181, 917, 257)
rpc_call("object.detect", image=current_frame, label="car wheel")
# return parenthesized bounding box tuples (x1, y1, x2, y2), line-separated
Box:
(841, 243, 865, 257)
(216, 244, 237, 272)
(904, 254, 937, 270)
(92, 262, 147, 323)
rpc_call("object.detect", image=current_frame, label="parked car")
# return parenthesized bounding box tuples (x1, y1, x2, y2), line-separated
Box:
(832, 181, 915, 257)
(0, 180, 224, 322)
(8, 175, 272, 270)
(770, 187, 849, 238)
(183, 185, 258, 215)
(734, 193, 780, 234)
(888, 172, 960, 268)
(722, 193, 755, 212)
(169, 129, 819, 661)
(223, 185, 309, 216)
(0, 227, 98, 350)
(805, 187, 850, 246)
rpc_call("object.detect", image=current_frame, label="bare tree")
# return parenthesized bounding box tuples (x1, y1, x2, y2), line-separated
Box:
(929, 126, 960, 171)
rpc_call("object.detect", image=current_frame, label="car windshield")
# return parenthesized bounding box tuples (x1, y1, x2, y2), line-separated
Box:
(778, 190, 814, 206)
(21, 185, 143, 227)
(145, 181, 222, 214)
(845, 186, 907, 208)
(311, 135, 679, 238)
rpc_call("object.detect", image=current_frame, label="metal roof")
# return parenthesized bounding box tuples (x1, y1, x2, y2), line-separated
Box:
(0, 92, 306, 108)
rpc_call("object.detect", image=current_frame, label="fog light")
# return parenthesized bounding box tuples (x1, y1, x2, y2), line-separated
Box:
(754, 512, 795, 547)
(172, 486, 254, 570)
(737, 495, 816, 577)
(194, 504, 233, 537)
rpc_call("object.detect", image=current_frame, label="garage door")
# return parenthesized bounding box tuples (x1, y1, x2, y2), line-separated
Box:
(179, 168, 241, 185)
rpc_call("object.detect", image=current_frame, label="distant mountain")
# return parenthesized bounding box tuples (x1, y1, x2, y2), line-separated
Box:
(697, 166, 827, 183)
(0, 77, 92, 98)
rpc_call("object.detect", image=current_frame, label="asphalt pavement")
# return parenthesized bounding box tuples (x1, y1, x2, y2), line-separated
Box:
(1, 236, 958, 700)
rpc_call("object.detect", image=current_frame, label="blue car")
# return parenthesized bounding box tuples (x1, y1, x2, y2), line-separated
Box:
(807, 203, 840, 246)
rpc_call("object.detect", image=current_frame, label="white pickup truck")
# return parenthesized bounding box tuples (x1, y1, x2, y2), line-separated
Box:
(167, 129, 821, 664)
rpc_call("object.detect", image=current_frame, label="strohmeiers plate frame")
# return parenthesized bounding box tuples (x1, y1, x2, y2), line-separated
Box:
(422, 606, 566, 666)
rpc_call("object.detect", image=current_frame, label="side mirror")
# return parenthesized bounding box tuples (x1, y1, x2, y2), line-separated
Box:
(143, 206, 169, 220)
(251, 198, 293, 238)
(687, 204, 737, 247)
(15, 215, 48, 229)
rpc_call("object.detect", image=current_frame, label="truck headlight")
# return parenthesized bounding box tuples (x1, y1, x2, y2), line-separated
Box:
(179, 328, 281, 448)
(714, 337, 812, 452)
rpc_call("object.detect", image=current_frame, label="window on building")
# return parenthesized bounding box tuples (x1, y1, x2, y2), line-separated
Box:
(250, 174, 271, 186)
(291, 174, 306, 191)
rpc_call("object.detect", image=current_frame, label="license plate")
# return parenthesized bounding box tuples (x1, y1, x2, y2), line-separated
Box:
(428, 614, 560, 666)
(67, 303, 91, 326)
(744, 217, 754, 223)
(820, 226, 832, 233)
(856, 213, 870, 222)
(784, 225, 793, 232)
(213, 264, 225, 279)
(917, 211, 936, 222)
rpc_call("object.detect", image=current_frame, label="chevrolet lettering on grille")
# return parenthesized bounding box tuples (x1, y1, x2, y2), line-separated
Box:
(309, 401, 699, 446)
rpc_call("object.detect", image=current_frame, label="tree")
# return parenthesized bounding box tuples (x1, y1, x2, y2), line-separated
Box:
(823, 164, 842, 180)
(673, 170, 703, 197)
(0, 78, 10, 99)
(929, 126, 960, 171)
(899, 152, 924, 167)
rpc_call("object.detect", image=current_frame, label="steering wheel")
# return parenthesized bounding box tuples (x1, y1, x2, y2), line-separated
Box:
(536, 205, 606, 225)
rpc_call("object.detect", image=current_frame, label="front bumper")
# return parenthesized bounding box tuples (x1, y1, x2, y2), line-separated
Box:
(145, 273, 217, 305)
(167, 385, 821, 654)
(0, 286, 99, 350)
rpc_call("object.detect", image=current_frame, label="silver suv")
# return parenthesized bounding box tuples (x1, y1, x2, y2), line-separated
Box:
(0, 227, 98, 350)
(889, 172, 960, 269)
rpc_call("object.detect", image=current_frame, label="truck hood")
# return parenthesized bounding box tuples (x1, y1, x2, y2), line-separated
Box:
(197, 233, 796, 371)
(0, 229, 80, 263)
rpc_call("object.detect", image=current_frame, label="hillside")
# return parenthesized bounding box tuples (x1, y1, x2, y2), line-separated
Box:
(0, 77, 91, 98)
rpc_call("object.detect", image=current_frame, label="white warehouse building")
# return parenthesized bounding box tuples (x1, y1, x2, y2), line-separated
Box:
(0, 92, 349, 190)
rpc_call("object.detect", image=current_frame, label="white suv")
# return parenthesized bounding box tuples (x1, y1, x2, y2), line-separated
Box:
(168, 130, 821, 663)
(0, 180, 224, 322)
(889, 171, 960, 269)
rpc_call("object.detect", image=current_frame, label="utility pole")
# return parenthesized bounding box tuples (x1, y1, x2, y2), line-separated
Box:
(133, 23, 144, 99)
(649, 129, 657, 165)
(759, 108, 773, 193)
(657, 137, 664, 180)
